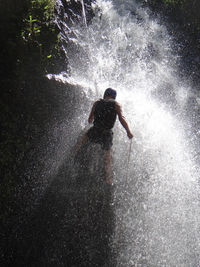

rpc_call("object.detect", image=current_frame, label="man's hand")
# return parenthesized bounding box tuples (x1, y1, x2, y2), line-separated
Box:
(127, 131, 133, 139)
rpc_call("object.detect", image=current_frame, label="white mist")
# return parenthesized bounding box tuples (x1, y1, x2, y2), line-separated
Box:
(54, 0, 200, 266)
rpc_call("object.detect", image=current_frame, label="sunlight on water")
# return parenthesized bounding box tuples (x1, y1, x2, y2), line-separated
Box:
(53, 0, 200, 265)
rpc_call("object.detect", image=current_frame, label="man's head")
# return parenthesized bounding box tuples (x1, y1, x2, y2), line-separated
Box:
(103, 88, 117, 99)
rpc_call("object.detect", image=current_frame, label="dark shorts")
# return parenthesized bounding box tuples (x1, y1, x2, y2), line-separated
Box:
(86, 127, 113, 151)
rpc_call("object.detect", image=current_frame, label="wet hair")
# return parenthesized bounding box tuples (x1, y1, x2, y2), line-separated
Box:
(103, 88, 117, 99)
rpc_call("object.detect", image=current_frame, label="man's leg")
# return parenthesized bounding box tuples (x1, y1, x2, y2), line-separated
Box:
(104, 149, 112, 185)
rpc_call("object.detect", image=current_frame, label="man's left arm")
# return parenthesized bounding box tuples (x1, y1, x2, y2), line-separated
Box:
(115, 102, 133, 139)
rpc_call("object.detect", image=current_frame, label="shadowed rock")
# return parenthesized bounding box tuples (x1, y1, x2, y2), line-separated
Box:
(2, 143, 116, 266)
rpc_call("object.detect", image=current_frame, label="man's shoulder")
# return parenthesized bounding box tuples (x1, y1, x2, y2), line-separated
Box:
(115, 101, 121, 107)
(115, 101, 122, 113)
(115, 100, 120, 105)
(96, 98, 103, 102)
(93, 99, 102, 105)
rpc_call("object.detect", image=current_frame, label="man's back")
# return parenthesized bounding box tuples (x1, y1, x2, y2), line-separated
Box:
(93, 99, 117, 130)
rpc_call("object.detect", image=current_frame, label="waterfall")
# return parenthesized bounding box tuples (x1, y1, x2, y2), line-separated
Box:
(53, 0, 200, 266)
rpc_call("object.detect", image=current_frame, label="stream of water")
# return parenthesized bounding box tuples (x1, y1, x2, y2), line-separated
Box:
(52, 0, 200, 266)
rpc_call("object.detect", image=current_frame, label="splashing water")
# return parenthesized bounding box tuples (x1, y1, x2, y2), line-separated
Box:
(53, 0, 200, 266)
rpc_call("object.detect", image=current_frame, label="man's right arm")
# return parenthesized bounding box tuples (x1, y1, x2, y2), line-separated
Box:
(88, 101, 98, 124)
(115, 102, 133, 139)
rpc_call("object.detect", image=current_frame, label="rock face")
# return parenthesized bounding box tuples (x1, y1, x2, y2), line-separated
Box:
(2, 140, 116, 266)
(1, 1, 115, 265)
(57, 0, 95, 26)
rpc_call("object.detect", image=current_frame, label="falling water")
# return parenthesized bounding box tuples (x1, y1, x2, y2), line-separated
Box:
(53, 0, 200, 266)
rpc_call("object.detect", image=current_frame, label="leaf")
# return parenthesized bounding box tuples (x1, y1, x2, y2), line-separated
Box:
(29, 15, 37, 23)
(47, 55, 52, 59)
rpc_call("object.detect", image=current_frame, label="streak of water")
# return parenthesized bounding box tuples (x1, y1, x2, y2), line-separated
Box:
(54, 0, 200, 266)
(80, 0, 87, 26)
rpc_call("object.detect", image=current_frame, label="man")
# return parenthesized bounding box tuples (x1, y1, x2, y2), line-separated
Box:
(75, 88, 133, 185)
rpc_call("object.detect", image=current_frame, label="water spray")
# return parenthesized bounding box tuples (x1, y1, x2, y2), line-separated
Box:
(54, 0, 200, 265)
(80, 0, 87, 27)
(125, 138, 133, 183)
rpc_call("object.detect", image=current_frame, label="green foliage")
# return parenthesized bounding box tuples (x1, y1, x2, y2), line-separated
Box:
(21, 0, 58, 60)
